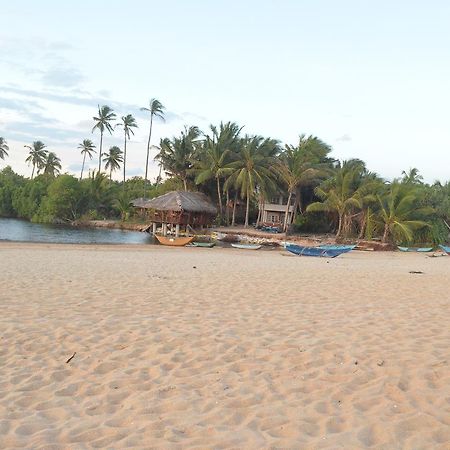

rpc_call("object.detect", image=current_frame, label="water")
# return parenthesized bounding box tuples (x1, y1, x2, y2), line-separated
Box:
(0, 218, 155, 245)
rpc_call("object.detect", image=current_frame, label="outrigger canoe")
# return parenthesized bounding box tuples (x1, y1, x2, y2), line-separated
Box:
(155, 235, 194, 246)
(397, 246, 433, 252)
(231, 243, 262, 250)
(439, 245, 450, 255)
(318, 244, 356, 253)
(286, 244, 348, 258)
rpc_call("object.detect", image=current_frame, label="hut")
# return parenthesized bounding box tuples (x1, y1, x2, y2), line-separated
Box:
(131, 191, 217, 237)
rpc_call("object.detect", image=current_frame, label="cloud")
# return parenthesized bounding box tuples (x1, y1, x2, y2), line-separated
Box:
(336, 133, 352, 142)
(41, 67, 85, 88)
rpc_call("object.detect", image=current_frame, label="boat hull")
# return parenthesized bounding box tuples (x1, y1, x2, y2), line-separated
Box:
(439, 245, 450, 254)
(155, 235, 194, 246)
(190, 242, 215, 248)
(231, 243, 262, 250)
(398, 246, 433, 252)
(318, 244, 356, 253)
(286, 244, 346, 258)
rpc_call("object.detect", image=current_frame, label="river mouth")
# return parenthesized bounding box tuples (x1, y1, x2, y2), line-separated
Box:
(0, 218, 155, 245)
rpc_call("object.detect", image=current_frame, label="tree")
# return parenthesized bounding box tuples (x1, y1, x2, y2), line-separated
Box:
(42, 152, 62, 177)
(225, 136, 279, 227)
(401, 167, 423, 185)
(78, 139, 96, 180)
(25, 141, 47, 179)
(141, 98, 165, 196)
(194, 122, 242, 219)
(116, 114, 138, 187)
(277, 135, 332, 231)
(156, 126, 201, 191)
(92, 105, 116, 172)
(103, 146, 123, 182)
(377, 182, 430, 243)
(0, 137, 9, 160)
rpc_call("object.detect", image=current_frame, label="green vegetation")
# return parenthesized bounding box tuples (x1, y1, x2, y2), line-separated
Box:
(1, 101, 450, 246)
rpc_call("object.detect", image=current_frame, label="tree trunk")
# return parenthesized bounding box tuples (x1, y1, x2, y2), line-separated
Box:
(358, 211, 367, 239)
(382, 223, 389, 243)
(144, 115, 153, 197)
(183, 178, 187, 191)
(216, 176, 223, 220)
(245, 188, 250, 227)
(80, 153, 86, 180)
(225, 190, 230, 225)
(336, 212, 343, 237)
(232, 191, 237, 226)
(283, 191, 293, 232)
(31, 164, 35, 180)
(123, 132, 127, 189)
(256, 199, 262, 227)
(98, 131, 103, 172)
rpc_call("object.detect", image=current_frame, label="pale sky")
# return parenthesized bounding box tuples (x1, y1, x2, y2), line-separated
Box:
(1, 0, 450, 182)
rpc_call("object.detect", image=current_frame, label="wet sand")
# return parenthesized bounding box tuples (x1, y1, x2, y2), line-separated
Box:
(0, 242, 449, 449)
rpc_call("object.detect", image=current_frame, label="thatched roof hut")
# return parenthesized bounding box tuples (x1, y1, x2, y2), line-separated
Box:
(132, 191, 217, 227)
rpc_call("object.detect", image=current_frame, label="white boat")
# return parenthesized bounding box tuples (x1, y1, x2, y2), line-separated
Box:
(231, 243, 262, 250)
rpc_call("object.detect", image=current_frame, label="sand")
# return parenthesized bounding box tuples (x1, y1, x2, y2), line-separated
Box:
(0, 242, 449, 449)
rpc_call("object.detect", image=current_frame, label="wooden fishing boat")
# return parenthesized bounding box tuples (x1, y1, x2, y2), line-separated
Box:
(231, 243, 262, 250)
(286, 244, 347, 258)
(439, 245, 450, 255)
(189, 242, 215, 248)
(318, 244, 356, 253)
(154, 235, 194, 246)
(397, 246, 433, 252)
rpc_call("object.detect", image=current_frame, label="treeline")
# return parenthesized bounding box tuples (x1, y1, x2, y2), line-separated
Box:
(1, 101, 450, 244)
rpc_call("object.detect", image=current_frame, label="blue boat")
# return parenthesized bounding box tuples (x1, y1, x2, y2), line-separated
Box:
(398, 246, 433, 252)
(439, 245, 450, 255)
(285, 244, 348, 258)
(318, 244, 356, 253)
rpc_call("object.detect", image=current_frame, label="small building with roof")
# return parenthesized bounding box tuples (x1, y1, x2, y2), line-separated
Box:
(132, 191, 217, 236)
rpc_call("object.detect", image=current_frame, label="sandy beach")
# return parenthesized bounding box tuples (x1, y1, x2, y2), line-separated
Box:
(0, 242, 449, 449)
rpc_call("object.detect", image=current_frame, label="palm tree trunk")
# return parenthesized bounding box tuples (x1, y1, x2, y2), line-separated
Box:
(245, 188, 250, 227)
(336, 212, 343, 237)
(225, 190, 230, 225)
(80, 153, 86, 180)
(283, 191, 293, 232)
(183, 178, 187, 191)
(216, 177, 223, 220)
(358, 210, 367, 239)
(98, 131, 103, 172)
(123, 132, 127, 189)
(31, 164, 35, 180)
(382, 223, 389, 243)
(232, 191, 237, 226)
(144, 115, 153, 197)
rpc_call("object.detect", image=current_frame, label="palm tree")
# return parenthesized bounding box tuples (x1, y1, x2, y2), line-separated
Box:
(103, 146, 123, 182)
(377, 182, 430, 243)
(116, 114, 138, 187)
(307, 162, 367, 237)
(155, 126, 201, 191)
(141, 98, 165, 196)
(25, 141, 47, 179)
(92, 105, 116, 172)
(194, 122, 242, 219)
(401, 168, 423, 184)
(42, 152, 62, 177)
(0, 137, 9, 160)
(277, 135, 332, 231)
(78, 139, 96, 180)
(225, 136, 279, 227)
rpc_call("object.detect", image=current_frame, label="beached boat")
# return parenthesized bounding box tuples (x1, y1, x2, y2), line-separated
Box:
(154, 235, 194, 246)
(318, 244, 356, 253)
(231, 243, 262, 250)
(439, 245, 450, 255)
(397, 246, 433, 252)
(286, 244, 347, 258)
(189, 242, 215, 248)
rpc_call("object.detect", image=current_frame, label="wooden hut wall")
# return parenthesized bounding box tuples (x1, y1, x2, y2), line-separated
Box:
(148, 210, 214, 226)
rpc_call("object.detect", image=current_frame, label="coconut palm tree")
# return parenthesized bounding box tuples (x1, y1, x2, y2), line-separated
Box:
(377, 182, 430, 243)
(103, 146, 123, 182)
(116, 114, 138, 187)
(92, 105, 116, 172)
(78, 139, 96, 180)
(277, 135, 332, 231)
(42, 152, 62, 177)
(0, 137, 9, 160)
(401, 167, 423, 185)
(193, 122, 242, 219)
(155, 126, 201, 191)
(224, 136, 279, 227)
(141, 98, 165, 196)
(25, 141, 47, 179)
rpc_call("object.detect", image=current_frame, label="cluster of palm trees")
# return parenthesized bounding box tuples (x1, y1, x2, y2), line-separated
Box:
(87, 99, 165, 188)
(23, 141, 62, 178)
